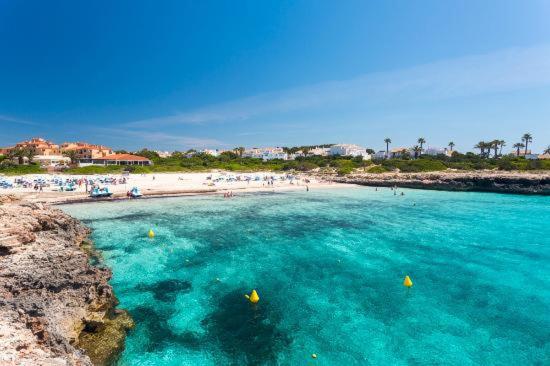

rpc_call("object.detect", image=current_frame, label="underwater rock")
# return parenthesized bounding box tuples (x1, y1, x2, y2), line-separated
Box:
(78, 309, 134, 366)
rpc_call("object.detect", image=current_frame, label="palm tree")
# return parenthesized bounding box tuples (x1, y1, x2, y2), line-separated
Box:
(448, 141, 455, 151)
(521, 133, 532, 155)
(485, 142, 494, 158)
(233, 147, 245, 157)
(412, 145, 421, 159)
(474, 142, 484, 156)
(544, 145, 550, 155)
(491, 140, 499, 158)
(498, 140, 506, 156)
(383, 138, 391, 158)
(513, 142, 525, 156)
(417, 137, 426, 154)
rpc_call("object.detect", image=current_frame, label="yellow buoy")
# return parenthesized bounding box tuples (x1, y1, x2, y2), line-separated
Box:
(148, 229, 155, 238)
(403, 275, 413, 288)
(244, 289, 260, 304)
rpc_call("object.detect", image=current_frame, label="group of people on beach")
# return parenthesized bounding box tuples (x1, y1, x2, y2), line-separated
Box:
(223, 191, 235, 198)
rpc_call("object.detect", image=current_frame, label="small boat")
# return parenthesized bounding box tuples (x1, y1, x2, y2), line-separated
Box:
(129, 187, 142, 198)
(63, 184, 76, 191)
(90, 187, 113, 198)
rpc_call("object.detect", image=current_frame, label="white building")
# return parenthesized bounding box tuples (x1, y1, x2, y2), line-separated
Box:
(422, 147, 448, 156)
(307, 147, 330, 156)
(374, 151, 387, 159)
(329, 144, 371, 160)
(262, 152, 289, 161)
(243, 147, 284, 159)
(154, 150, 172, 158)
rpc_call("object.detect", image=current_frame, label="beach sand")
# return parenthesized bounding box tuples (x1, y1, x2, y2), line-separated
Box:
(0, 172, 344, 204)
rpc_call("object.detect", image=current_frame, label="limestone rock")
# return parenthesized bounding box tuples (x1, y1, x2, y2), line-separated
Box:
(0, 200, 131, 365)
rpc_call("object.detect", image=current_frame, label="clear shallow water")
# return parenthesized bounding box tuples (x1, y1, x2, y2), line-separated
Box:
(61, 187, 550, 365)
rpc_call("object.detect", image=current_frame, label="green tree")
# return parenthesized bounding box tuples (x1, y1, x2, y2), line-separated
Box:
(63, 150, 78, 165)
(8, 148, 24, 165)
(544, 145, 550, 154)
(384, 138, 391, 157)
(474, 141, 486, 157)
(8, 147, 33, 165)
(448, 141, 455, 151)
(513, 143, 525, 156)
(234, 146, 245, 157)
(22, 147, 35, 163)
(498, 140, 506, 156)
(135, 148, 160, 161)
(417, 137, 426, 154)
(412, 145, 421, 159)
(522, 133, 533, 155)
(491, 140, 500, 158)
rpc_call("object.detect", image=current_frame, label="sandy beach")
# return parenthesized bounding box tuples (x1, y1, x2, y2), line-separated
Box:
(0, 172, 343, 204)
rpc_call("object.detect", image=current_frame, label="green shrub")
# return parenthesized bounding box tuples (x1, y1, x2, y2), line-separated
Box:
(337, 166, 354, 175)
(0, 163, 45, 175)
(368, 165, 390, 173)
(382, 158, 447, 172)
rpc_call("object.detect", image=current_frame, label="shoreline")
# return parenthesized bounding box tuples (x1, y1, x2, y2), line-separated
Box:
(2, 171, 550, 205)
(52, 184, 351, 206)
(0, 172, 344, 205)
(0, 195, 133, 365)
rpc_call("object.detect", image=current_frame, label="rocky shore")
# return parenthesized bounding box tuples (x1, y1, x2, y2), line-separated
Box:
(333, 171, 550, 195)
(0, 195, 133, 365)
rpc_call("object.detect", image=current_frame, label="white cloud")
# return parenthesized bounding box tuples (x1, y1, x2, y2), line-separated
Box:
(0, 114, 37, 126)
(124, 44, 550, 128)
(96, 128, 224, 148)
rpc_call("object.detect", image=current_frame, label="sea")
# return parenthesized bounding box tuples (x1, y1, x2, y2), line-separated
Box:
(60, 186, 550, 365)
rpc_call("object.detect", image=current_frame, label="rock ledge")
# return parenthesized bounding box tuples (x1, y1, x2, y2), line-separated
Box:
(0, 195, 132, 365)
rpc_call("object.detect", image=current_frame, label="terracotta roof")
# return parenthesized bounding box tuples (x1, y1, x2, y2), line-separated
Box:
(62, 142, 111, 150)
(95, 153, 150, 161)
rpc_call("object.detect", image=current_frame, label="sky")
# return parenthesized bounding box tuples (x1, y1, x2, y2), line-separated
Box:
(1, 0, 549, 153)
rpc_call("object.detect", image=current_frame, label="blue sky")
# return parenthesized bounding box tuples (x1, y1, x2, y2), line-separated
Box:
(1, 0, 549, 152)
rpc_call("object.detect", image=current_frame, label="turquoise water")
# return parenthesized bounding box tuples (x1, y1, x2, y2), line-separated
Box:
(61, 187, 550, 365)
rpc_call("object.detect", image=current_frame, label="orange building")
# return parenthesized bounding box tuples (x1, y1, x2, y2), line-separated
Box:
(60, 142, 113, 162)
(13, 137, 61, 156)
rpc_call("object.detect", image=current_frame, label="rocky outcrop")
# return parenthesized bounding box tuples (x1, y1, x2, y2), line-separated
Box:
(334, 171, 550, 195)
(0, 195, 132, 365)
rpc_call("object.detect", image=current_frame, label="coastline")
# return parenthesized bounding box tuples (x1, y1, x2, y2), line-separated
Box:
(1, 170, 550, 207)
(332, 171, 550, 195)
(0, 195, 133, 365)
